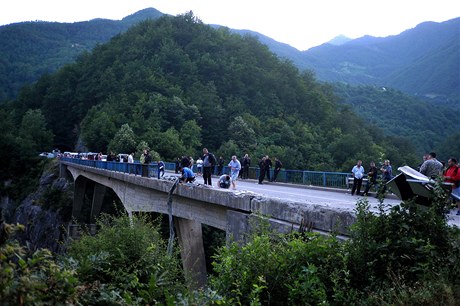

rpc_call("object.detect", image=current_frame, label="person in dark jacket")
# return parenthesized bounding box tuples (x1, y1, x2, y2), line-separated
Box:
(363, 161, 378, 196)
(175, 157, 180, 174)
(258, 156, 266, 184)
(141, 149, 152, 177)
(241, 154, 251, 179)
(107, 151, 116, 162)
(264, 155, 272, 182)
(217, 156, 225, 175)
(180, 155, 190, 168)
(272, 158, 283, 182)
(202, 148, 216, 186)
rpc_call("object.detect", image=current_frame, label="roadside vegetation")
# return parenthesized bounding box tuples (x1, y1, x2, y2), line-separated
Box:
(1, 186, 459, 305)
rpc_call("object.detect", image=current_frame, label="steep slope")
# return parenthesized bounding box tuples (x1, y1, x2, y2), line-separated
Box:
(1, 8, 457, 104)
(0, 8, 164, 101)
(333, 84, 458, 153)
(300, 18, 460, 101)
(3, 13, 419, 172)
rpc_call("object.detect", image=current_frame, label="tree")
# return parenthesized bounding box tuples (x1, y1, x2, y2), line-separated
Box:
(228, 116, 256, 153)
(179, 120, 202, 154)
(108, 123, 137, 154)
(80, 108, 117, 153)
(17, 109, 53, 155)
(147, 128, 186, 160)
(0, 110, 20, 180)
(217, 140, 240, 161)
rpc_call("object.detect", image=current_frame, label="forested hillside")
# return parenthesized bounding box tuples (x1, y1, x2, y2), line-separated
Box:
(2, 4, 458, 152)
(301, 18, 460, 104)
(334, 84, 460, 157)
(0, 13, 420, 191)
(0, 8, 163, 101)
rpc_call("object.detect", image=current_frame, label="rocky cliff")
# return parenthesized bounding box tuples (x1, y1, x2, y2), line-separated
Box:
(0, 160, 73, 253)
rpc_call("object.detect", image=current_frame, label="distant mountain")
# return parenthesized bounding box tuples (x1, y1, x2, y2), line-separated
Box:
(298, 18, 460, 104)
(0, 8, 164, 101)
(1, 8, 458, 107)
(224, 28, 311, 70)
(327, 35, 352, 46)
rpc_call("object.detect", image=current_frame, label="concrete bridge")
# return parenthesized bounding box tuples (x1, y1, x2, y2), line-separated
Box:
(59, 159, 356, 287)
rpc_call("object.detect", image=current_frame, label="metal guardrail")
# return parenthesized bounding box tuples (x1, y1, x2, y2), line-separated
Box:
(61, 157, 353, 189)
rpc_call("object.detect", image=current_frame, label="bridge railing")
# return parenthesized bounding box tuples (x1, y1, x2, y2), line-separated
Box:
(61, 158, 351, 189)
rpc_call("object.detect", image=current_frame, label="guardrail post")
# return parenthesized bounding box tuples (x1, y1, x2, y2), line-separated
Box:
(323, 173, 327, 187)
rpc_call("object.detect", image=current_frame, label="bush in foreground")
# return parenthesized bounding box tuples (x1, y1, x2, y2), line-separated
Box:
(66, 213, 185, 304)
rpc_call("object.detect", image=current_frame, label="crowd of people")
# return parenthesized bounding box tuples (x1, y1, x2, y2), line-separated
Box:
(350, 159, 393, 196)
(349, 152, 460, 215)
(63, 147, 460, 214)
(172, 149, 284, 191)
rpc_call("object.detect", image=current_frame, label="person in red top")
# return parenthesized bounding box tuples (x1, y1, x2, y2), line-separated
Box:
(443, 158, 460, 215)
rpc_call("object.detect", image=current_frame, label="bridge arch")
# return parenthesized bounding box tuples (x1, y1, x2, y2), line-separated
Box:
(60, 159, 356, 288)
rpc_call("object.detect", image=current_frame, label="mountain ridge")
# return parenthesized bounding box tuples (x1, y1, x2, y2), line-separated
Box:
(0, 9, 458, 107)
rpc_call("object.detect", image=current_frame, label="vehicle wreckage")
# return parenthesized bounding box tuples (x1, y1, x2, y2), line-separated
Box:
(387, 166, 453, 206)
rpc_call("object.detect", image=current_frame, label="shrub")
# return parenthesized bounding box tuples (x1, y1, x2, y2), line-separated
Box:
(0, 223, 78, 305)
(209, 220, 346, 305)
(66, 213, 185, 304)
(346, 195, 460, 304)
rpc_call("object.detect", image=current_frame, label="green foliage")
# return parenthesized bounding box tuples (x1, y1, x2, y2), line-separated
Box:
(334, 83, 459, 158)
(17, 109, 54, 155)
(80, 106, 117, 153)
(180, 120, 202, 155)
(0, 109, 21, 181)
(299, 18, 459, 101)
(0, 13, 420, 173)
(209, 221, 346, 305)
(108, 123, 137, 154)
(344, 195, 460, 304)
(145, 127, 186, 159)
(228, 116, 257, 153)
(0, 9, 164, 101)
(438, 132, 460, 162)
(67, 213, 185, 304)
(207, 192, 460, 305)
(0, 223, 79, 305)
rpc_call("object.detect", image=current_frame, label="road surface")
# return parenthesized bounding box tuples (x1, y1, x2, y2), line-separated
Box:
(170, 173, 460, 227)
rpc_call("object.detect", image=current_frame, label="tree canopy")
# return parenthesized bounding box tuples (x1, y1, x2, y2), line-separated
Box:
(1, 13, 420, 176)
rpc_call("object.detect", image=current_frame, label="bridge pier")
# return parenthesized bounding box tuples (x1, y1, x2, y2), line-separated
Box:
(72, 177, 88, 222)
(59, 162, 70, 180)
(91, 183, 106, 223)
(226, 210, 251, 243)
(175, 217, 207, 289)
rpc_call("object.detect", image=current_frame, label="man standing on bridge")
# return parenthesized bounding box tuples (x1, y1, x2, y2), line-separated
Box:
(351, 160, 364, 196)
(420, 152, 443, 179)
(228, 155, 241, 190)
(202, 148, 216, 186)
(363, 161, 378, 196)
(258, 156, 266, 184)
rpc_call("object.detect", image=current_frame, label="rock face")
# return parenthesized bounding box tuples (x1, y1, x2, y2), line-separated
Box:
(0, 161, 73, 253)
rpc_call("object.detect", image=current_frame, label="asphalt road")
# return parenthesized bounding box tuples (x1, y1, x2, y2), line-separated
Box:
(174, 173, 460, 227)
(207, 176, 401, 212)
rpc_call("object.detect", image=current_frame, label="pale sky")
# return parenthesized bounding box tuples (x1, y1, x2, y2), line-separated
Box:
(1, 0, 459, 50)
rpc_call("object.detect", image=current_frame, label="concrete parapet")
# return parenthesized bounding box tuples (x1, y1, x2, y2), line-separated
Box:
(251, 197, 356, 236)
